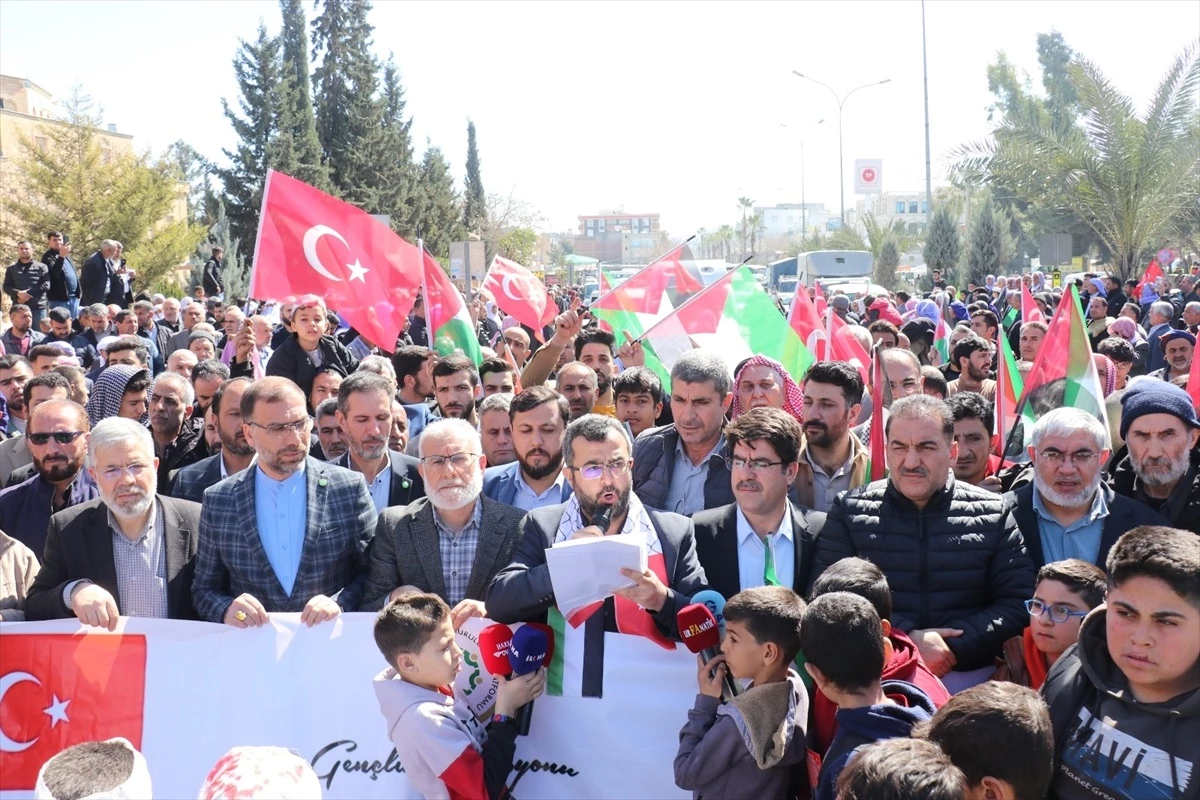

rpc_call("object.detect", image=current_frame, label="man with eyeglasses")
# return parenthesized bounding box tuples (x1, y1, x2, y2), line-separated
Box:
(360, 418, 524, 623)
(692, 408, 825, 599)
(192, 377, 378, 628)
(1009, 408, 1167, 569)
(487, 414, 709, 645)
(0, 399, 98, 554)
(25, 417, 201, 626)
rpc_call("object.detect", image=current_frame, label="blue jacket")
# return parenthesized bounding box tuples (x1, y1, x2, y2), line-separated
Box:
(814, 680, 937, 800)
(0, 472, 99, 557)
(481, 461, 573, 507)
(631, 423, 734, 513)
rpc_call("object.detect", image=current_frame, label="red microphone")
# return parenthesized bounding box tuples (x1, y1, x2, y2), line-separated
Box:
(478, 623, 513, 679)
(677, 603, 738, 699)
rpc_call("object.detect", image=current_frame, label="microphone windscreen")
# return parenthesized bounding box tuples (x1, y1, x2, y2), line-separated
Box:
(521, 622, 556, 665)
(477, 623, 513, 676)
(508, 625, 549, 677)
(676, 603, 721, 655)
(690, 590, 728, 638)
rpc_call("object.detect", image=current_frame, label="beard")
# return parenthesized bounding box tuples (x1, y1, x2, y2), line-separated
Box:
(1132, 452, 1191, 489)
(262, 442, 307, 476)
(517, 447, 564, 481)
(803, 418, 847, 449)
(351, 436, 388, 462)
(429, 470, 484, 511)
(34, 452, 83, 483)
(101, 484, 155, 521)
(967, 363, 989, 383)
(219, 426, 255, 457)
(595, 369, 611, 394)
(1034, 467, 1104, 509)
(577, 481, 630, 527)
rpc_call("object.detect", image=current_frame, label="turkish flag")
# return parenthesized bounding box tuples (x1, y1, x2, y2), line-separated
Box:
(0, 633, 147, 790)
(482, 256, 557, 341)
(1134, 259, 1164, 301)
(252, 169, 422, 350)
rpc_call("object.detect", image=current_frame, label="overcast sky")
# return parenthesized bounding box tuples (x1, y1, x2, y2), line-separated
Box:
(1, 0, 1196, 237)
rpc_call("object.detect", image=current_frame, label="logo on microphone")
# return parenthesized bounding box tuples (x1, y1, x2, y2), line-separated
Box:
(680, 617, 715, 641)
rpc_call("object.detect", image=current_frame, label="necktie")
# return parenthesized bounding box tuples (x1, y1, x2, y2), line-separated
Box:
(763, 536, 780, 587)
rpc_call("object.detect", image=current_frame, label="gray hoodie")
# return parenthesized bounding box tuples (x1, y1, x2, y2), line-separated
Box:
(674, 670, 809, 799)
(1043, 606, 1199, 800)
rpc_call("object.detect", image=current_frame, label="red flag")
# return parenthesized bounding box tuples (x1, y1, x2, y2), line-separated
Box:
(646, 242, 704, 295)
(1188, 341, 1200, 412)
(1021, 282, 1046, 324)
(868, 343, 886, 481)
(813, 280, 828, 316)
(825, 306, 872, 387)
(0, 633, 147, 790)
(1135, 259, 1164, 301)
(787, 282, 829, 361)
(251, 169, 421, 349)
(483, 256, 557, 341)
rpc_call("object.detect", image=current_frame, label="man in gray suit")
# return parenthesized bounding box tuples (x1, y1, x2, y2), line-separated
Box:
(487, 414, 709, 642)
(191, 377, 377, 628)
(360, 418, 524, 627)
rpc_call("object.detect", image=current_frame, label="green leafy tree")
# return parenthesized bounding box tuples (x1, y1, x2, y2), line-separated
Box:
(497, 227, 537, 266)
(165, 140, 219, 225)
(956, 43, 1200, 280)
(1, 90, 203, 291)
(463, 121, 486, 236)
(923, 206, 962, 288)
(966, 197, 1014, 285)
(213, 23, 280, 257)
(188, 199, 249, 300)
(826, 225, 866, 251)
(875, 238, 900, 289)
(369, 56, 419, 238)
(271, 0, 331, 191)
(413, 143, 465, 259)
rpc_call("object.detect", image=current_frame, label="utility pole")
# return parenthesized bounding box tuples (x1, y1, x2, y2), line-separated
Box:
(922, 0, 933, 230)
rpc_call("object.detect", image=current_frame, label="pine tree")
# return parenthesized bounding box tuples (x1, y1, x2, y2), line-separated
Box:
(967, 197, 1013, 285)
(213, 23, 280, 258)
(374, 56, 418, 238)
(270, 0, 330, 191)
(923, 206, 962, 289)
(463, 120, 486, 235)
(875, 238, 900, 289)
(190, 199, 249, 300)
(414, 142, 465, 259)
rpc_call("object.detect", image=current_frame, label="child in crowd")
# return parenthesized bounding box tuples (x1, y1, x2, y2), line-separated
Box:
(992, 559, 1106, 690)
(372, 594, 545, 800)
(674, 586, 810, 800)
(834, 738, 966, 800)
(1042, 525, 1199, 800)
(800, 592, 937, 800)
(807, 557, 950, 754)
(915, 682, 1055, 800)
(612, 367, 664, 438)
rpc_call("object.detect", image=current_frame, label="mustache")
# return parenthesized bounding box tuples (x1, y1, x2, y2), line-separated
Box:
(899, 467, 928, 477)
(736, 481, 761, 491)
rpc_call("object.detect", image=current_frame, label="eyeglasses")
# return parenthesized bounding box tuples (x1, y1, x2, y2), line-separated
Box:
(420, 452, 479, 469)
(730, 456, 787, 472)
(569, 459, 631, 480)
(1037, 450, 1100, 467)
(248, 419, 310, 436)
(1025, 599, 1088, 624)
(100, 464, 151, 481)
(27, 431, 86, 446)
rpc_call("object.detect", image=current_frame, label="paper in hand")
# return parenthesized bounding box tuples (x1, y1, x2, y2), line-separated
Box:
(545, 533, 648, 617)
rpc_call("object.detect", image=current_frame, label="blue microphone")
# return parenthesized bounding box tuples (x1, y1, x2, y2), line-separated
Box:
(507, 624, 549, 735)
(690, 590, 728, 638)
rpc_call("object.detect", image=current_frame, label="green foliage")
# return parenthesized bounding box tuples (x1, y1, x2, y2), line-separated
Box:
(966, 197, 1014, 285)
(497, 227, 537, 266)
(272, 0, 331, 192)
(164, 140, 219, 225)
(413, 143, 465, 259)
(369, 56, 418, 239)
(923, 206, 963, 282)
(825, 225, 866, 251)
(188, 200, 249, 300)
(463, 121, 486, 236)
(875, 238, 901, 289)
(0, 90, 204, 290)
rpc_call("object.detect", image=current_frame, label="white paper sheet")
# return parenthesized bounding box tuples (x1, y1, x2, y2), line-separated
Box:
(545, 533, 648, 614)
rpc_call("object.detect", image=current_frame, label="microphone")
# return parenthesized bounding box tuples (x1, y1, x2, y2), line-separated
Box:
(677, 603, 739, 700)
(508, 624, 551, 735)
(588, 504, 613, 535)
(690, 590, 729, 639)
(477, 623, 513, 679)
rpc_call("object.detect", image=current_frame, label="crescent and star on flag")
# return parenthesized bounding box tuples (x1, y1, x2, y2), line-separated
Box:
(302, 225, 369, 283)
(0, 671, 71, 753)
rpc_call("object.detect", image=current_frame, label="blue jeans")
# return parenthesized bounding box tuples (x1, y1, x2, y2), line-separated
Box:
(49, 299, 79, 320)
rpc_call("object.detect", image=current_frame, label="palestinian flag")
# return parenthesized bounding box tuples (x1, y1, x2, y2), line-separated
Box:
(995, 322, 1025, 459)
(933, 318, 953, 365)
(421, 245, 482, 365)
(591, 242, 701, 338)
(1188, 343, 1199, 412)
(546, 607, 605, 698)
(1007, 285, 1110, 454)
(639, 266, 814, 391)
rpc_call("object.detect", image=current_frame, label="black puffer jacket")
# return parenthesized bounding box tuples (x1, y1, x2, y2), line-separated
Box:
(810, 477, 1034, 671)
(250, 333, 358, 408)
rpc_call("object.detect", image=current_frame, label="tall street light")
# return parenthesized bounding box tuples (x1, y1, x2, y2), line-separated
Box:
(792, 71, 891, 228)
(780, 119, 825, 237)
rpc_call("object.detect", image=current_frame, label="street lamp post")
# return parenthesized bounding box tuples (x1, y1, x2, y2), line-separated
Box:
(791, 71, 891, 228)
(779, 119, 824, 238)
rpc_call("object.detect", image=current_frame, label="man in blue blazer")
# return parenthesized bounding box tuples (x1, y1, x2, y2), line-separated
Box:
(481, 385, 573, 511)
(192, 377, 377, 627)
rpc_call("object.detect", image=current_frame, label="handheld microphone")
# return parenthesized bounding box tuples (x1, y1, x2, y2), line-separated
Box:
(677, 603, 739, 700)
(477, 624, 513, 679)
(508, 624, 551, 735)
(690, 590, 729, 639)
(588, 504, 613, 534)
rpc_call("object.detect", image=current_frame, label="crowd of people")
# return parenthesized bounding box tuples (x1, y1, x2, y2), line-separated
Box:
(1, 233, 1197, 800)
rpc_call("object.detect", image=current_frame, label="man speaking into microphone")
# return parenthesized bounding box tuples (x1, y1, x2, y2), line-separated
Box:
(486, 414, 709, 643)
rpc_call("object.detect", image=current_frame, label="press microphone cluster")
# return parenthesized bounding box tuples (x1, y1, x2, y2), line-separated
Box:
(677, 602, 739, 700)
(477, 623, 554, 735)
(690, 590, 729, 639)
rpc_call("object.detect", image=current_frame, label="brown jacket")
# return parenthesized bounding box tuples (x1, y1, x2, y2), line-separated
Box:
(0, 529, 39, 620)
(793, 430, 870, 511)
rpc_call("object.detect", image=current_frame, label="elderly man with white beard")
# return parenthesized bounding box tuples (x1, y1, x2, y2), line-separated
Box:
(25, 417, 202, 626)
(1008, 408, 1168, 569)
(359, 418, 526, 627)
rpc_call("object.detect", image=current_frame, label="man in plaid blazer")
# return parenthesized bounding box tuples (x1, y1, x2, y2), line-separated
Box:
(192, 377, 377, 627)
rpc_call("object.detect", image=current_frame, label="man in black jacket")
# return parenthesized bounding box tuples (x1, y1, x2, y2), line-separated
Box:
(810, 394, 1033, 694)
(1009, 407, 1168, 568)
(202, 247, 224, 299)
(42, 232, 81, 320)
(79, 241, 120, 307)
(4, 241, 50, 331)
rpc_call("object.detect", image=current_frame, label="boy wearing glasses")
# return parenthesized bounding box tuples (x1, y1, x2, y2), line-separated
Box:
(993, 559, 1106, 690)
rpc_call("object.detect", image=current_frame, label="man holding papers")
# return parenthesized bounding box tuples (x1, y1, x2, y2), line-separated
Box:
(486, 414, 709, 643)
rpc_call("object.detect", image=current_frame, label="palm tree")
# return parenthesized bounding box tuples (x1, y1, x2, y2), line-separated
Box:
(737, 197, 755, 257)
(715, 224, 735, 261)
(953, 43, 1200, 280)
(748, 213, 764, 256)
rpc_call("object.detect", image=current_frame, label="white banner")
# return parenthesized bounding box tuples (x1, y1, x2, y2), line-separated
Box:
(853, 159, 883, 194)
(0, 615, 696, 799)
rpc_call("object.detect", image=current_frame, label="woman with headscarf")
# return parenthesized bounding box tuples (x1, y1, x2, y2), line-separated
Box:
(730, 354, 804, 423)
(1030, 271, 1046, 293)
(1092, 353, 1117, 397)
(1106, 317, 1150, 375)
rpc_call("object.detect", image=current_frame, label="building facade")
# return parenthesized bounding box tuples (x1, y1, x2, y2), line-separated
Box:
(573, 210, 663, 264)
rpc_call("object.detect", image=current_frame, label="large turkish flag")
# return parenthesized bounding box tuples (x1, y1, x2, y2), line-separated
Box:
(482, 256, 557, 341)
(0, 633, 147, 790)
(252, 169, 422, 350)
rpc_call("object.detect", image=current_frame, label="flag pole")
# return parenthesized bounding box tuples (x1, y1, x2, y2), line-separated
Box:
(247, 169, 276, 300)
(590, 234, 697, 307)
(632, 257, 751, 346)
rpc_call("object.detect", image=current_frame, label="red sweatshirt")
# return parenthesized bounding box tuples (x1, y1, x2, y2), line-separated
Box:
(808, 629, 952, 754)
